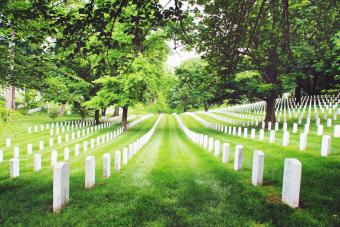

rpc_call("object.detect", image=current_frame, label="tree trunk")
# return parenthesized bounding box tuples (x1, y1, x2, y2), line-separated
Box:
(204, 102, 209, 112)
(113, 106, 120, 116)
(94, 109, 100, 124)
(59, 103, 66, 116)
(102, 108, 106, 116)
(5, 30, 16, 110)
(121, 106, 128, 132)
(295, 84, 301, 104)
(264, 91, 277, 123)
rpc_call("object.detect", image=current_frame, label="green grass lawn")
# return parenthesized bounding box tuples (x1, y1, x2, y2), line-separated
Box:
(0, 113, 339, 226)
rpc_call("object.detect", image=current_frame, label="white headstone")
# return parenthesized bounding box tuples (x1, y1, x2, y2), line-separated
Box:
(282, 131, 289, 147)
(74, 144, 80, 156)
(259, 129, 264, 141)
(39, 140, 44, 151)
(250, 128, 255, 139)
(64, 147, 70, 161)
(51, 150, 58, 167)
(321, 135, 331, 157)
(6, 138, 11, 148)
(115, 151, 121, 172)
(34, 154, 41, 171)
(292, 123, 297, 134)
(317, 125, 324, 136)
(10, 158, 19, 178)
(269, 131, 275, 143)
(282, 158, 302, 208)
(327, 118, 332, 127)
(234, 145, 243, 171)
(0, 150, 3, 163)
(214, 140, 220, 157)
(299, 133, 307, 151)
(208, 137, 214, 152)
(123, 147, 128, 165)
(252, 150, 264, 186)
(53, 162, 69, 213)
(85, 156, 95, 188)
(14, 146, 20, 158)
(103, 153, 111, 178)
(334, 125, 340, 138)
(222, 143, 230, 163)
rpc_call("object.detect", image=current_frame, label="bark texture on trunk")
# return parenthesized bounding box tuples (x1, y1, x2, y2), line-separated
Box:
(204, 102, 209, 112)
(113, 106, 120, 116)
(121, 106, 128, 132)
(295, 84, 301, 104)
(5, 30, 16, 110)
(94, 110, 100, 124)
(264, 91, 277, 123)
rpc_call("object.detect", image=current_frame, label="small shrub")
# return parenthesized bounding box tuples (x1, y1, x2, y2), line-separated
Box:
(48, 108, 59, 120)
(0, 108, 13, 124)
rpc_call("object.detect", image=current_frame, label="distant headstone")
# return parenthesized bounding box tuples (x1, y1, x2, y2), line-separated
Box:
(299, 133, 307, 151)
(282, 131, 289, 147)
(269, 130, 275, 143)
(64, 147, 70, 161)
(123, 147, 128, 165)
(317, 125, 324, 136)
(34, 154, 41, 171)
(334, 125, 340, 138)
(10, 158, 19, 178)
(115, 151, 121, 172)
(6, 138, 11, 148)
(51, 150, 58, 167)
(214, 140, 220, 157)
(208, 137, 214, 152)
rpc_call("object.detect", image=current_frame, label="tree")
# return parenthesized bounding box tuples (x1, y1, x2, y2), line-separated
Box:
(0, 0, 52, 109)
(168, 59, 218, 112)
(171, 0, 307, 122)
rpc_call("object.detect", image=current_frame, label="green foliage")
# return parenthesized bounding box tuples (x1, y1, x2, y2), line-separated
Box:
(48, 107, 59, 120)
(168, 59, 219, 112)
(0, 107, 13, 124)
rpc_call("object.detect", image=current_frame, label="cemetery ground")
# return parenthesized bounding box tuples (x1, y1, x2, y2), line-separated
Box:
(0, 113, 339, 226)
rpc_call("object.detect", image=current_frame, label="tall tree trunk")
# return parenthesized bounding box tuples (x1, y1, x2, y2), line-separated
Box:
(5, 30, 16, 110)
(204, 102, 209, 112)
(102, 108, 106, 116)
(113, 106, 120, 116)
(121, 106, 128, 132)
(264, 91, 277, 123)
(94, 109, 100, 124)
(295, 83, 301, 104)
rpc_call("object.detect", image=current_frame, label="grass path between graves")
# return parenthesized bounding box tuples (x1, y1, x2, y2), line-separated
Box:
(0, 114, 339, 226)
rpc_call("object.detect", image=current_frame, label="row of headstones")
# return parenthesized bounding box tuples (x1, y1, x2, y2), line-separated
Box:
(4, 120, 119, 159)
(7, 127, 126, 178)
(28, 119, 95, 133)
(214, 94, 339, 121)
(194, 111, 339, 138)
(175, 113, 302, 208)
(7, 115, 152, 178)
(207, 122, 337, 156)
(52, 114, 163, 213)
